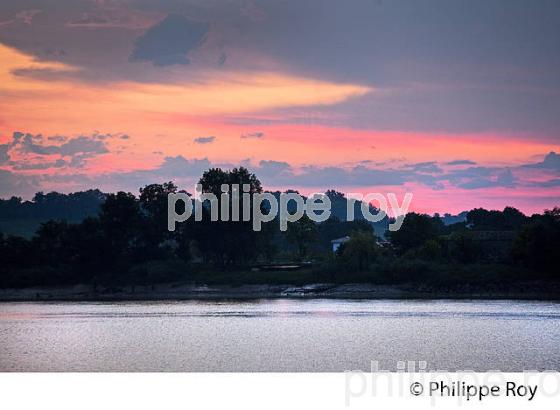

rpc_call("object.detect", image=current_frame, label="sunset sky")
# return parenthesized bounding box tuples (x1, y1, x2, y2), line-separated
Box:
(1, 0, 559, 214)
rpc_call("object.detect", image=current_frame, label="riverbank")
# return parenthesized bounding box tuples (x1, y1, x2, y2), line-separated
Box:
(1, 281, 560, 301)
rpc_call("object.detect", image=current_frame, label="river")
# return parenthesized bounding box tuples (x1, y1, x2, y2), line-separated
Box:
(1, 299, 559, 371)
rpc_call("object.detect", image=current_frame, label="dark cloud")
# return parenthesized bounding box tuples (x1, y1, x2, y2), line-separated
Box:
(448, 167, 517, 190)
(3, 131, 112, 170)
(256, 160, 291, 178)
(295, 165, 409, 187)
(524, 152, 560, 171)
(534, 178, 560, 188)
(241, 132, 264, 139)
(0, 143, 10, 164)
(47, 135, 68, 142)
(496, 169, 516, 187)
(129, 14, 209, 66)
(446, 160, 477, 166)
(0, 169, 39, 198)
(57, 136, 109, 156)
(24, 155, 214, 197)
(405, 161, 443, 174)
(11, 132, 109, 157)
(12, 159, 67, 171)
(156, 155, 212, 176)
(251, 159, 541, 192)
(193, 136, 215, 144)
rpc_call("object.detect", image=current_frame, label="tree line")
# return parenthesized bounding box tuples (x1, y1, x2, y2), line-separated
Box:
(0, 167, 558, 289)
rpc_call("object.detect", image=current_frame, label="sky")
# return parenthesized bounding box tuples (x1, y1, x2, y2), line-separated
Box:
(0, 0, 559, 214)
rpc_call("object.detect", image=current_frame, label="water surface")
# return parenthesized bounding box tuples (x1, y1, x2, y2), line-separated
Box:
(1, 299, 559, 371)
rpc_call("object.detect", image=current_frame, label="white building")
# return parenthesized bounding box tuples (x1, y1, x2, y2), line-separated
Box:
(330, 236, 350, 253)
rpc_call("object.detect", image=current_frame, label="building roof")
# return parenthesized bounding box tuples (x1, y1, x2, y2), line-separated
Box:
(331, 236, 351, 244)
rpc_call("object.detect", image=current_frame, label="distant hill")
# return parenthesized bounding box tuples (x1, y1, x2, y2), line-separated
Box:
(0, 190, 106, 238)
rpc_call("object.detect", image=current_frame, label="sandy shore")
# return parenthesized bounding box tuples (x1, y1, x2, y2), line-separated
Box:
(1, 282, 560, 301)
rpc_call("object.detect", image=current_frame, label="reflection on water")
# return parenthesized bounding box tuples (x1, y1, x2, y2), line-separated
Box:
(1, 299, 559, 371)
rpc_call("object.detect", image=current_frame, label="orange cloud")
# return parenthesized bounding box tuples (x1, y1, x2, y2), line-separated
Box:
(0, 43, 370, 135)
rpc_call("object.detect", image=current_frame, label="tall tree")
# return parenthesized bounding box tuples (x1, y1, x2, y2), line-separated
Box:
(387, 213, 443, 254)
(286, 215, 317, 259)
(99, 192, 142, 266)
(139, 182, 178, 249)
(198, 167, 263, 266)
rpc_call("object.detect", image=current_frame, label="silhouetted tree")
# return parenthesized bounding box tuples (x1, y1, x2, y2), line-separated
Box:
(286, 215, 317, 259)
(338, 231, 378, 270)
(198, 167, 263, 266)
(139, 182, 178, 250)
(387, 213, 443, 254)
(33, 220, 71, 266)
(467, 207, 527, 231)
(99, 192, 142, 271)
(512, 207, 560, 276)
